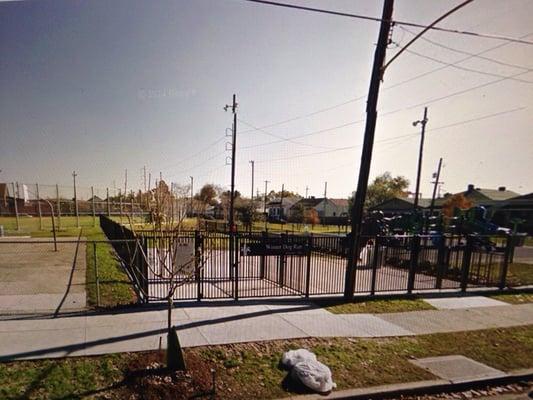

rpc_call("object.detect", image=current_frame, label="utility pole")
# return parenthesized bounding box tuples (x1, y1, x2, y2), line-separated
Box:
(323, 181, 328, 220)
(344, 0, 394, 300)
(224, 94, 238, 286)
(280, 183, 285, 221)
(190, 176, 194, 217)
(413, 107, 429, 210)
(73, 171, 79, 228)
(249, 160, 255, 203)
(305, 186, 309, 199)
(429, 158, 443, 218)
(143, 166, 147, 192)
(263, 180, 270, 230)
(124, 169, 128, 196)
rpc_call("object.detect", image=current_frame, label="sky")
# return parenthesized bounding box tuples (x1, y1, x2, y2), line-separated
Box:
(1, 0, 532, 200)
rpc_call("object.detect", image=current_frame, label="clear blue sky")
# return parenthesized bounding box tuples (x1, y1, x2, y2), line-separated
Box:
(1, 0, 532, 200)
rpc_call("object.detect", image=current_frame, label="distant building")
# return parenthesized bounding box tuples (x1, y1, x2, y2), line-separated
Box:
(370, 184, 533, 233)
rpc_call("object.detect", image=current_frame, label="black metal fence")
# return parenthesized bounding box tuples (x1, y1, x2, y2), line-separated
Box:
(98, 216, 523, 303)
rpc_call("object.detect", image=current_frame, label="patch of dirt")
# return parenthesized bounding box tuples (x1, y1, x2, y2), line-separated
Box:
(120, 351, 216, 400)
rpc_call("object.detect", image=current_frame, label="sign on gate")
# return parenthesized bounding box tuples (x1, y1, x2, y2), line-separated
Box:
(240, 238, 308, 256)
(172, 241, 195, 274)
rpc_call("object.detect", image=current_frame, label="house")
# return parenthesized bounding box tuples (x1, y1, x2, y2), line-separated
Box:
(287, 197, 350, 225)
(370, 184, 533, 233)
(266, 196, 300, 221)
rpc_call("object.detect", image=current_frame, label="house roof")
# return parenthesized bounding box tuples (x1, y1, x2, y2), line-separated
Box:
(464, 188, 520, 201)
(291, 197, 324, 209)
(328, 198, 349, 207)
(267, 196, 300, 207)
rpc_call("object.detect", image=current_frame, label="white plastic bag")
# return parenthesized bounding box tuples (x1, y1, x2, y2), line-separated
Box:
(281, 349, 316, 368)
(291, 359, 337, 393)
(281, 349, 336, 393)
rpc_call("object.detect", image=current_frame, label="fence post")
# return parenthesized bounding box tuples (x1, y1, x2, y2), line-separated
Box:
(260, 231, 267, 279)
(279, 233, 286, 287)
(195, 230, 203, 301)
(407, 235, 420, 294)
(94, 242, 100, 307)
(56, 184, 61, 229)
(499, 235, 513, 290)
(142, 237, 149, 303)
(370, 236, 381, 296)
(235, 233, 239, 301)
(12, 183, 20, 231)
(435, 235, 446, 289)
(305, 235, 312, 298)
(73, 172, 79, 228)
(36, 183, 43, 230)
(460, 235, 474, 292)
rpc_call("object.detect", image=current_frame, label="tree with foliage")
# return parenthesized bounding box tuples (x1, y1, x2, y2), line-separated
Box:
(304, 208, 320, 227)
(441, 193, 473, 217)
(348, 172, 410, 212)
(195, 183, 221, 206)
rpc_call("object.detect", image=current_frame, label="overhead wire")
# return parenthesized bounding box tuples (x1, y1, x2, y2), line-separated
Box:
(242, 0, 533, 45)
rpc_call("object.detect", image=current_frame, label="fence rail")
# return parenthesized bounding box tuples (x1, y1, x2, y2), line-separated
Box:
(92, 216, 527, 303)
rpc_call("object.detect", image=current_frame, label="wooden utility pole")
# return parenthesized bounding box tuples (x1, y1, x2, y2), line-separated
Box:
(429, 158, 443, 217)
(323, 181, 328, 220)
(249, 160, 255, 203)
(106, 188, 111, 216)
(280, 183, 285, 220)
(344, 0, 394, 300)
(91, 186, 96, 226)
(225, 94, 238, 285)
(56, 184, 61, 228)
(263, 180, 269, 230)
(190, 176, 194, 217)
(13, 183, 20, 231)
(36, 183, 43, 230)
(413, 107, 428, 210)
(73, 171, 79, 228)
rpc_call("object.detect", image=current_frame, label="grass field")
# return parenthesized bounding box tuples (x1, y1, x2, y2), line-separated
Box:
(0, 216, 137, 307)
(317, 297, 436, 314)
(1, 326, 532, 400)
(506, 263, 533, 287)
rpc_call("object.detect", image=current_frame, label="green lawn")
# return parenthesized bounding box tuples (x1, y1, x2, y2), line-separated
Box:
(506, 263, 533, 287)
(0, 216, 137, 308)
(490, 292, 533, 304)
(251, 221, 348, 234)
(1, 326, 532, 400)
(317, 297, 436, 314)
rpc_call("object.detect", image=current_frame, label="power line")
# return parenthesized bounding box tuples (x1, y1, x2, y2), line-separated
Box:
(238, 118, 334, 149)
(241, 108, 405, 150)
(158, 136, 225, 171)
(238, 30, 531, 137)
(239, 97, 361, 134)
(242, 0, 533, 45)
(252, 107, 525, 164)
(405, 70, 532, 110)
(383, 0, 475, 71)
(402, 48, 533, 84)
(399, 26, 533, 71)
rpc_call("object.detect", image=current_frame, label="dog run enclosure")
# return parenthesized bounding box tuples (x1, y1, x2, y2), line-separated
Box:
(99, 216, 515, 303)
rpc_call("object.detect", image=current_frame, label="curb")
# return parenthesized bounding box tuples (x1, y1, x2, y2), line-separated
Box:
(276, 369, 533, 400)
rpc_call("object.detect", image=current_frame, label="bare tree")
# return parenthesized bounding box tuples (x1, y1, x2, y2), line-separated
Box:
(125, 180, 210, 370)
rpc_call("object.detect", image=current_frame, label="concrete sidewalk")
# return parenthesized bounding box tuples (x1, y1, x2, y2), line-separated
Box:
(0, 297, 532, 361)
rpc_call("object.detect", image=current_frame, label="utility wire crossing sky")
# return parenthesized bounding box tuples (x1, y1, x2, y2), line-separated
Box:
(0, 0, 531, 199)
